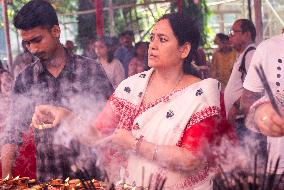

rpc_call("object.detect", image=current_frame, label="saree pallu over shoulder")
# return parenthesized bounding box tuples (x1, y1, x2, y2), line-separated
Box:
(109, 69, 221, 189)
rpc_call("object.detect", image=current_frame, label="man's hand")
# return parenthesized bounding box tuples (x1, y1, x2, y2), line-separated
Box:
(255, 102, 284, 137)
(31, 105, 72, 129)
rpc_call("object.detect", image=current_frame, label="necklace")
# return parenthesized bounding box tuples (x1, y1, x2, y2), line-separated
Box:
(142, 71, 184, 104)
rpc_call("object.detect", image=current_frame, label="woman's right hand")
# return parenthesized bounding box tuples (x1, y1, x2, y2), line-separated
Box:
(31, 105, 72, 129)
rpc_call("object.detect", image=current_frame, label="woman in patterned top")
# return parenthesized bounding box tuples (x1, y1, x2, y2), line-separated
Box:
(94, 36, 125, 89)
(31, 13, 224, 189)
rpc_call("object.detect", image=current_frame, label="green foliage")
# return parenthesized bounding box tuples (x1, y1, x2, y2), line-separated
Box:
(9, 0, 78, 14)
(4, 0, 212, 50)
(171, 0, 212, 47)
(184, 0, 211, 46)
(50, 0, 78, 14)
(3, 0, 78, 30)
(1, 0, 29, 30)
(77, 0, 96, 50)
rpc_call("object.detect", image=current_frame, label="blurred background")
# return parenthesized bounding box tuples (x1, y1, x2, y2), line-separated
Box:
(0, 0, 284, 70)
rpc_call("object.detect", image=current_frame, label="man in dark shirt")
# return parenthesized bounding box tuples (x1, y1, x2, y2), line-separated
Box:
(114, 31, 135, 76)
(1, 0, 113, 182)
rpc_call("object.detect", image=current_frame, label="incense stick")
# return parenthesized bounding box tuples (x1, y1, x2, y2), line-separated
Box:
(214, 151, 283, 190)
(255, 65, 282, 116)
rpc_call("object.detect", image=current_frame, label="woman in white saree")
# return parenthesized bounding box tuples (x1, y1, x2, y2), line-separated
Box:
(31, 13, 222, 189)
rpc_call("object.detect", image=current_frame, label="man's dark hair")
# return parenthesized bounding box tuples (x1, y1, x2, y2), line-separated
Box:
(238, 19, 256, 42)
(120, 30, 134, 37)
(13, 0, 59, 30)
(95, 36, 114, 63)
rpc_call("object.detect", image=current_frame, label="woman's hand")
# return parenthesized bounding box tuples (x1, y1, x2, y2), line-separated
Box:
(108, 129, 136, 151)
(31, 105, 73, 129)
(254, 102, 284, 137)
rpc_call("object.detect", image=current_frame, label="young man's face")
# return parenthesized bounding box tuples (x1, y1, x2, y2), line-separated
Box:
(20, 25, 60, 62)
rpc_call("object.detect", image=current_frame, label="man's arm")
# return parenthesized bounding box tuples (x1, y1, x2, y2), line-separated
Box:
(227, 97, 241, 124)
(240, 88, 262, 116)
(1, 144, 17, 178)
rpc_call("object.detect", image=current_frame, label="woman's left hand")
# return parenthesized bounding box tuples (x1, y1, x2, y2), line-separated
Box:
(109, 129, 136, 151)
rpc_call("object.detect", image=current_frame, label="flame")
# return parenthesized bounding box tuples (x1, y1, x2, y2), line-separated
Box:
(124, 183, 132, 188)
(65, 177, 70, 186)
(65, 177, 70, 182)
(38, 124, 43, 130)
(92, 179, 95, 183)
(4, 174, 9, 181)
(13, 176, 19, 180)
(76, 182, 81, 186)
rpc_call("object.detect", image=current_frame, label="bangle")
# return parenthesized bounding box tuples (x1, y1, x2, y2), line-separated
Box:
(152, 145, 158, 161)
(134, 135, 144, 154)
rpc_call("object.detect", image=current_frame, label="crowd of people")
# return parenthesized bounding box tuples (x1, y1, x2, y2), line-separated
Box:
(0, 0, 283, 189)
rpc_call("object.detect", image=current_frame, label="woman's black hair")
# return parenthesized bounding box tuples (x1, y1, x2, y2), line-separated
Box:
(157, 12, 200, 76)
(95, 36, 114, 63)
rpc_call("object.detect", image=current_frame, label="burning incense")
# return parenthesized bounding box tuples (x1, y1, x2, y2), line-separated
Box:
(214, 153, 283, 190)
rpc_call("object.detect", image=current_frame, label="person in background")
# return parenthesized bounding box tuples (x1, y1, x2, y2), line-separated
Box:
(224, 19, 267, 165)
(31, 12, 224, 189)
(0, 61, 13, 129)
(114, 30, 135, 76)
(82, 38, 97, 59)
(128, 41, 149, 76)
(0, 61, 14, 178)
(13, 41, 35, 78)
(95, 36, 125, 88)
(224, 19, 256, 122)
(241, 33, 284, 188)
(211, 33, 237, 90)
(64, 40, 75, 54)
(110, 36, 120, 54)
(1, 0, 113, 182)
(191, 47, 209, 79)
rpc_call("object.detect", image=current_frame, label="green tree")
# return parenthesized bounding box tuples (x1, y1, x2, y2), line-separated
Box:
(77, 0, 96, 50)
(4, 0, 78, 51)
(171, 0, 211, 47)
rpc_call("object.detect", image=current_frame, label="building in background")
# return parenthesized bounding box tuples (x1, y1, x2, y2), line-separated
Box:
(208, 0, 284, 39)
(0, 5, 7, 63)
(3, 0, 284, 62)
